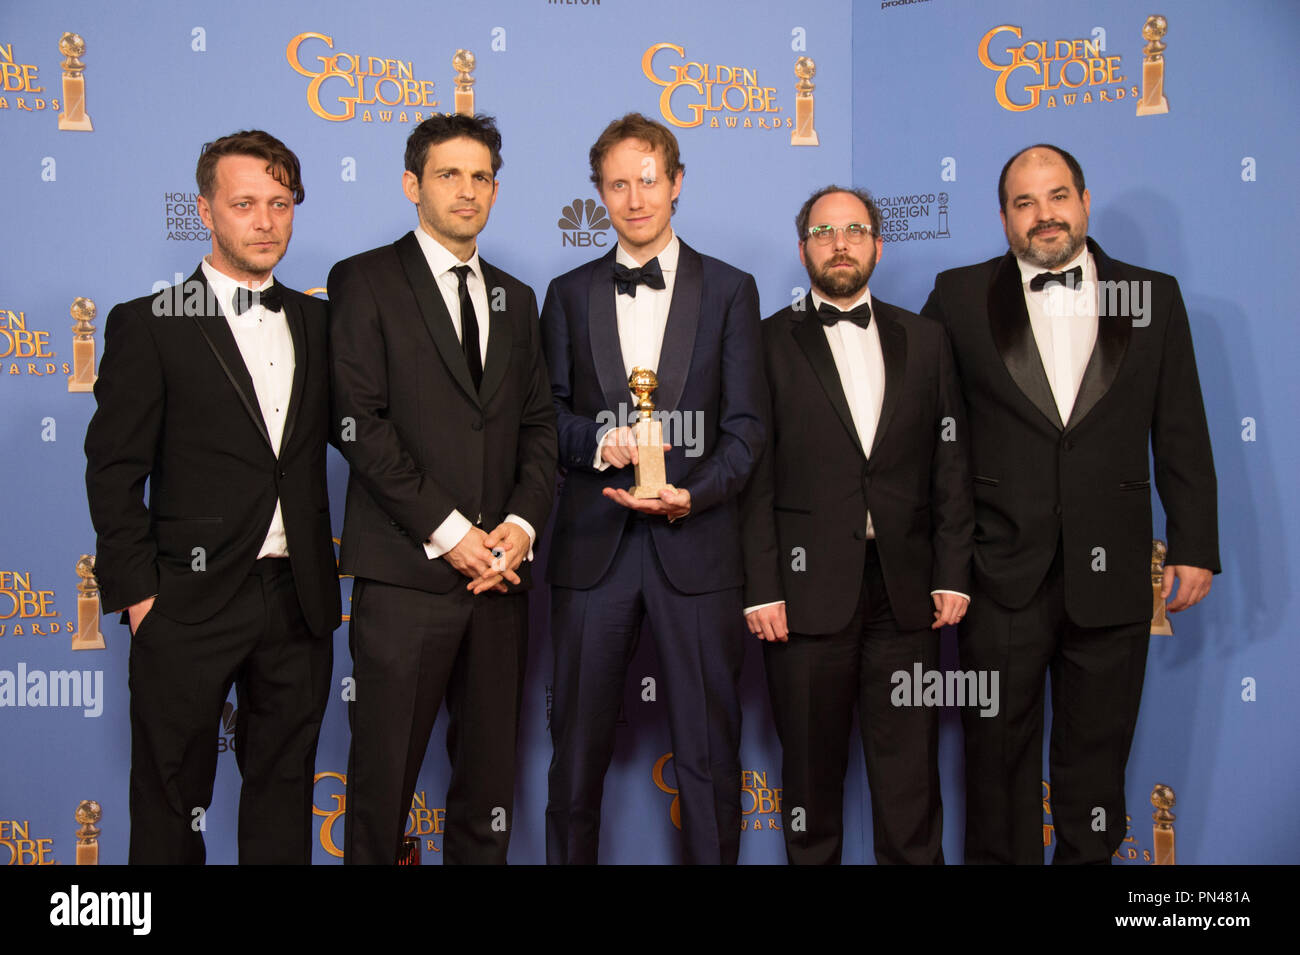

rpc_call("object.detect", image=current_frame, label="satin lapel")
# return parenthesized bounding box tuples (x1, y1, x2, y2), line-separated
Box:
(477, 259, 512, 406)
(586, 248, 628, 411)
(187, 269, 272, 450)
(278, 290, 308, 453)
(870, 304, 907, 456)
(653, 242, 702, 414)
(1065, 239, 1132, 431)
(987, 252, 1063, 430)
(394, 231, 480, 407)
(790, 297, 866, 459)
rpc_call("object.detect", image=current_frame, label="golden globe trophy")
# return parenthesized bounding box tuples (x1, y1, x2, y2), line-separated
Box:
(1151, 784, 1176, 865)
(57, 32, 93, 132)
(68, 296, 97, 393)
(628, 367, 674, 499)
(452, 49, 476, 115)
(791, 56, 819, 147)
(75, 800, 102, 865)
(72, 554, 106, 650)
(1151, 539, 1174, 636)
(1135, 15, 1170, 116)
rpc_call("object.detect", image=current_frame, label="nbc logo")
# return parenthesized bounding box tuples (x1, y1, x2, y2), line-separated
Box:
(558, 197, 611, 248)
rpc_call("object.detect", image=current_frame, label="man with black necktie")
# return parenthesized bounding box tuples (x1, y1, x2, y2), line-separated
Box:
(741, 185, 972, 864)
(328, 114, 556, 864)
(922, 144, 1219, 864)
(540, 113, 766, 864)
(85, 130, 340, 863)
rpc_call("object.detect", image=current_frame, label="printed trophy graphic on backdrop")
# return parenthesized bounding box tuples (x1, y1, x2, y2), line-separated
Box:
(628, 368, 674, 499)
(1151, 784, 1176, 865)
(75, 800, 102, 865)
(56, 32, 93, 131)
(72, 554, 105, 650)
(453, 49, 475, 115)
(791, 56, 819, 146)
(67, 296, 97, 393)
(1136, 15, 1170, 116)
(1150, 539, 1173, 636)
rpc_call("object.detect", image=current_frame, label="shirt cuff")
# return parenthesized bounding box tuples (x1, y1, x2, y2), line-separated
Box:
(743, 600, 785, 616)
(930, 589, 970, 602)
(503, 514, 537, 562)
(425, 510, 474, 560)
(593, 428, 616, 471)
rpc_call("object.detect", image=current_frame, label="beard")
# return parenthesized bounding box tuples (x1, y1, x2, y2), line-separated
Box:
(211, 226, 287, 280)
(1011, 219, 1086, 269)
(808, 251, 874, 300)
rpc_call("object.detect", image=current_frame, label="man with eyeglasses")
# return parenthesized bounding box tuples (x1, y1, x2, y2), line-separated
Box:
(740, 185, 972, 864)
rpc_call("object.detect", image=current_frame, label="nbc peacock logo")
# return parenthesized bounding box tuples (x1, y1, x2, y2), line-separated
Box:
(557, 197, 611, 249)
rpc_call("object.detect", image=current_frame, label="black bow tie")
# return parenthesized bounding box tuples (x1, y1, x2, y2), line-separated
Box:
(233, 283, 283, 315)
(817, 301, 872, 329)
(1028, 266, 1082, 292)
(612, 258, 666, 297)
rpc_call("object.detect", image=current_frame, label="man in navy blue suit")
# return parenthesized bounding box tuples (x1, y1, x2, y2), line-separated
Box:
(540, 113, 766, 864)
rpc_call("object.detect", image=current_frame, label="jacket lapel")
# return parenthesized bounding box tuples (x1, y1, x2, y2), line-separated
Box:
(1064, 238, 1131, 430)
(477, 259, 512, 407)
(586, 248, 630, 411)
(394, 231, 481, 407)
(791, 296, 866, 459)
(987, 251, 1064, 430)
(870, 303, 907, 456)
(653, 241, 702, 414)
(187, 268, 273, 450)
(278, 289, 308, 453)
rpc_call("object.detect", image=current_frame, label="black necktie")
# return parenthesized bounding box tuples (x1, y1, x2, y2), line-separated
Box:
(817, 301, 872, 329)
(612, 257, 666, 297)
(452, 265, 483, 391)
(1029, 265, 1083, 292)
(233, 283, 283, 315)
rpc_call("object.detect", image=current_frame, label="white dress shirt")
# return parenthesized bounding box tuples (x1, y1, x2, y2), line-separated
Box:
(411, 227, 536, 561)
(1018, 246, 1098, 426)
(202, 258, 293, 559)
(744, 286, 967, 615)
(595, 233, 681, 470)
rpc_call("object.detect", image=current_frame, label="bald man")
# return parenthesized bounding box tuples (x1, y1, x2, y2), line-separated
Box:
(922, 144, 1219, 864)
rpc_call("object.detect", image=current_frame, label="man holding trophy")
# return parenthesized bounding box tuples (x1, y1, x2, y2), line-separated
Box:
(540, 112, 767, 864)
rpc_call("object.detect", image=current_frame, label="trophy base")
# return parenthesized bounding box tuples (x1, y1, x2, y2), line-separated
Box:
(1136, 100, 1169, 116)
(68, 377, 95, 393)
(1151, 620, 1174, 637)
(58, 114, 93, 131)
(71, 631, 106, 651)
(631, 482, 675, 500)
(791, 131, 820, 146)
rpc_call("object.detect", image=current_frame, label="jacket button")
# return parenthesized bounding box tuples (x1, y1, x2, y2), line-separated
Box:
(279, 470, 287, 479)
(1062, 438, 1073, 452)
(853, 529, 867, 541)
(472, 419, 484, 431)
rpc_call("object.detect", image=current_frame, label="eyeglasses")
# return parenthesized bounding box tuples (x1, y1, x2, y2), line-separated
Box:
(805, 223, 874, 245)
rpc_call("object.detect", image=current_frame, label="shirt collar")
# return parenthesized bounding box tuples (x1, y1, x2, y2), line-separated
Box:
(1015, 244, 1093, 288)
(414, 226, 483, 283)
(201, 257, 273, 315)
(615, 231, 679, 272)
(810, 286, 873, 315)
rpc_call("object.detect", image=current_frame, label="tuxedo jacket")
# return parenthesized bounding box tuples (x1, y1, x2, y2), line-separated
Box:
(741, 297, 972, 633)
(540, 240, 766, 594)
(84, 268, 341, 638)
(921, 238, 1219, 627)
(327, 231, 557, 594)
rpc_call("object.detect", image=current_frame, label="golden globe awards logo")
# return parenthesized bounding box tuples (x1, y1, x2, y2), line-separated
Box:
(286, 32, 440, 123)
(0, 307, 70, 379)
(642, 43, 790, 132)
(312, 772, 444, 857)
(0, 569, 74, 637)
(978, 25, 1137, 112)
(0, 818, 55, 865)
(653, 753, 783, 832)
(0, 42, 59, 113)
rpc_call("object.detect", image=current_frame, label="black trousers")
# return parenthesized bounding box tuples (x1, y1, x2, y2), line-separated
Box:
(343, 578, 528, 865)
(959, 546, 1150, 864)
(127, 558, 332, 864)
(763, 543, 943, 865)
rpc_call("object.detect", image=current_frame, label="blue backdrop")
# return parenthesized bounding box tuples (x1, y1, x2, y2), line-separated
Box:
(1, 0, 1294, 864)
